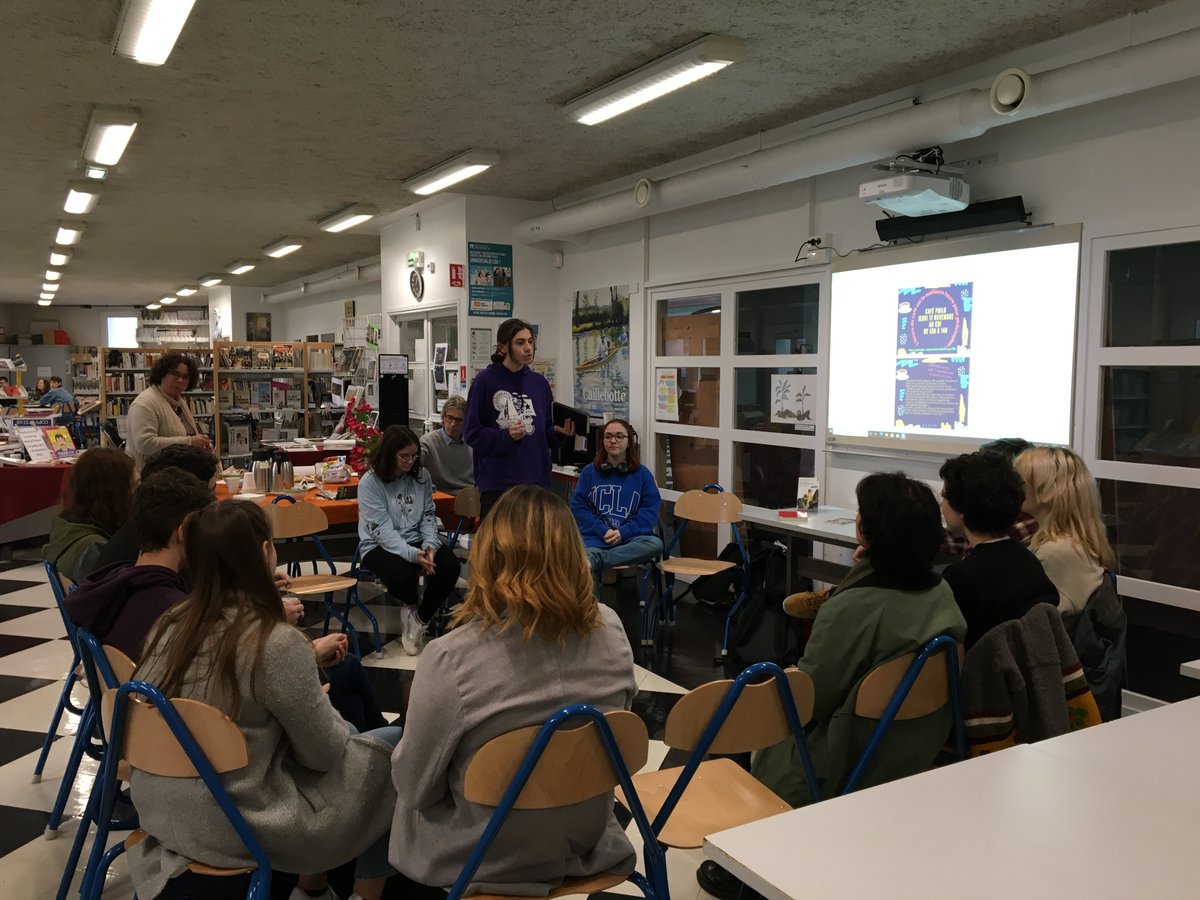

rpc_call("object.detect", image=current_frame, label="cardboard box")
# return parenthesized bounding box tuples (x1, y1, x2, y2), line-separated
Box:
(662, 315, 721, 356)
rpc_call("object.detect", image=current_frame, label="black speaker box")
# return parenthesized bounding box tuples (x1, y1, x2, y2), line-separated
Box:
(875, 196, 1028, 242)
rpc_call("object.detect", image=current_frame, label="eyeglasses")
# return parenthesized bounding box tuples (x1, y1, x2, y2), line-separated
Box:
(396, 452, 419, 461)
(165, 369, 190, 381)
(604, 433, 629, 441)
(443, 414, 465, 424)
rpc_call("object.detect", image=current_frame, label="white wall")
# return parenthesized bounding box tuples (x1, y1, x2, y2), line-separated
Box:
(380, 196, 466, 323)
(277, 283, 381, 341)
(0, 303, 147, 346)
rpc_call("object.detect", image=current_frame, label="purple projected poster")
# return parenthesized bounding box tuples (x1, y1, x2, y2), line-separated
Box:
(896, 283, 972, 355)
(895, 357, 970, 429)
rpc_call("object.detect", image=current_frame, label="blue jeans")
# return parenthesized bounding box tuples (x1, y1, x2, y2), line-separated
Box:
(585, 535, 663, 595)
(351, 724, 403, 880)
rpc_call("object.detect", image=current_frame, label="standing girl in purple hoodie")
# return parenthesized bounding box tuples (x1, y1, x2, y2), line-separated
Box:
(464, 318, 575, 518)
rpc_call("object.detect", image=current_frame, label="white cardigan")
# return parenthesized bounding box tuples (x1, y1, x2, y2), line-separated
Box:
(124, 385, 199, 470)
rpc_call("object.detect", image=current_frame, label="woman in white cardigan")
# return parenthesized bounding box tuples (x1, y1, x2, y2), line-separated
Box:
(125, 352, 212, 469)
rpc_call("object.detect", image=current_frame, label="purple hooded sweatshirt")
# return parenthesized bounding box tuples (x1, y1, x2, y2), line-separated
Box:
(464, 362, 561, 492)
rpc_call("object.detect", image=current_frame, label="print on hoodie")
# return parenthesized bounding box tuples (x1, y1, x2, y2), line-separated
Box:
(493, 390, 537, 433)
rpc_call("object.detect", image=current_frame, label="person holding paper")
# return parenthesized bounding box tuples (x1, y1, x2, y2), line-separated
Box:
(125, 353, 212, 469)
(570, 419, 662, 595)
(464, 318, 574, 518)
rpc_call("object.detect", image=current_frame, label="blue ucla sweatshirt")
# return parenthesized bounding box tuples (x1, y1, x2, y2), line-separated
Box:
(464, 362, 560, 492)
(570, 463, 661, 549)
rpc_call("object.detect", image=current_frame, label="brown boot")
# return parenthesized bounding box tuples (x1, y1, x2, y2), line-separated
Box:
(782, 587, 832, 619)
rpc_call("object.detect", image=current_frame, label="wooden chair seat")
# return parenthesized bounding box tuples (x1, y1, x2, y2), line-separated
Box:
(468, 871, 625, 900)
(125, 830, 255, 877)
(616, 757, 790, 849)
(286, 574, 357, 595)
(657, 557, 736, 577)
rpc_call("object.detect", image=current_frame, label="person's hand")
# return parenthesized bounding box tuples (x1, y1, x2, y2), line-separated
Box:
(417, 546, 436, 575)
(508, 420, 526, 442)
(554, 419, 577, 438)
(281, 595, 304, 625)
(603, 528, 622, 546)
(312, 633, 348, 667)
(190, 434, 213, 451)
(274, 571, 292, 591)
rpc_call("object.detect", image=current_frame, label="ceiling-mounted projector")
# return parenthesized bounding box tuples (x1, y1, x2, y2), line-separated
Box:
(860, 172, 970, 217)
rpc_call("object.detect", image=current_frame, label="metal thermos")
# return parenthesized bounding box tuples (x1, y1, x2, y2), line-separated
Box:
(250, 448, 274, 493)
(272, 450, 294, 492)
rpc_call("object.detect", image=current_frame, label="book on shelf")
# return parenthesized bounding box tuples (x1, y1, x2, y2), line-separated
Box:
(227, 425, 251, 457)
(335, 347, 363, 376)
(251, 382, 272, 408)
(234, 388, 251, 408)
(285, 388, 302, 408)
(307, 346, 333, 370)
(272, 388, 287, 408)
(254, 348, 272, 369)
(272, 345, 298, 368)
(41, 426, 78, 460)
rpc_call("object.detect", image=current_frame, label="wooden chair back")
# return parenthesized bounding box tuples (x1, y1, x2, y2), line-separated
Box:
(674, 489, 743, 525)
(101, 691, 249, 777)
(262, 499, 330, 540)
(454, 486, 482, 518)
(104, 645, 136, 685)
(855, 643, 964, 720)
(57, 572, 75, 595)
(664, 668, 815, 754)
(463, 710, 648, 809)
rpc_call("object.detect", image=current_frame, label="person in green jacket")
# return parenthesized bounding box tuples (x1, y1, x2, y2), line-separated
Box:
(701, 471, 968, 899)
(42, 447, 136, 584)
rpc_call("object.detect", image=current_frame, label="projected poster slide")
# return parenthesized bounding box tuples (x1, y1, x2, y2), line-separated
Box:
(896, 283, 972, 355)
(895, 357, 970, 430)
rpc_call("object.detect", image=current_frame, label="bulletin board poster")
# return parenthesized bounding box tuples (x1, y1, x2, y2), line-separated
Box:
(894, 283, 972, 430)
(467, 242, 514, 318)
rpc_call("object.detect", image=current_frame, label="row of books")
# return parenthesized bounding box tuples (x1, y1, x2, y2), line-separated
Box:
(140, 307, 209, 322)
(103, 350, 215, 369)
(219, 345, 302, 370)
(307, 346, 334, 370)
(335, 347, 365, 376)
(219, 381, 304, 410)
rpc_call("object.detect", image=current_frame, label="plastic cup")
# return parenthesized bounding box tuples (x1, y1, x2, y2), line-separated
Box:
(224, 475, 243, 495)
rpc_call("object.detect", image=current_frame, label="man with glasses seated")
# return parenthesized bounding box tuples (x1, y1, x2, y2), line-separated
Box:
(570, 418, 663, 596)
(125, 353, 213, 469)
(419, 396, 473, 494)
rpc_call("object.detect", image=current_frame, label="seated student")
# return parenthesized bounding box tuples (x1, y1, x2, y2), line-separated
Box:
(938, 451, 1059, 648)
(129, 501, 400, 900)
(359, 425, 461, 656)
(31, 377, 48, 402)
(419, 397, 474, 494)
(941, 437, 1039, 557)
(94, 444, 220, 571)
(569, 418, 663, 595)
(389, 485, 637, 895)
(43, 447, 136, 584)
(39, 376, 78, 425)
(1014, 446, 1115, 626)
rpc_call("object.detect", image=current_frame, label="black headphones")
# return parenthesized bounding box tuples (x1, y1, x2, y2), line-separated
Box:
(599, 424, 637, 475)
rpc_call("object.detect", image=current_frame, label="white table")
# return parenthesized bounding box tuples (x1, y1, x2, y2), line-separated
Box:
(1178, 659, 1200, 680)
(704, 698, 1200, 899)
(739, 506, 859, 590)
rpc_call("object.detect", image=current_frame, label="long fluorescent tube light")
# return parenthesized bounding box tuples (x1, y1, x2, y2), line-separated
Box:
(175, 285, 198, 296)
(263, 236, 304, 258)
(40, 294, 55, 302)
(198, 273, 223, 286)
(45, 269, 63, 281)
(64, 181, 102, 214)
(55, 221, 86, 245)
(42, 283, 60, 292)
(38, 299, 54, 307)
(319, 203, 379, 233)
(82, 106, 139, 166)
(112, 0, 197, 66)
(49, 249, 73, 267)
(401, 149, 499, 196)
(160, 295, 177, 304)
(564, 35, 744, 125)
(226, 259, 257, 275)
(147, 302, 162, 310)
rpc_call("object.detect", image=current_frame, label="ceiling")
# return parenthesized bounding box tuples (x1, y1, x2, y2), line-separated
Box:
(0, 0, 1169, 307)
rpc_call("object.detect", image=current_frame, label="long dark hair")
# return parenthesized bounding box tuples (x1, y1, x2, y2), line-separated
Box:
(490, 317, 534, 365)
(63, 447, 136, 535)
(148, 353, 199, 391)
(369, 424, 424, 483)
(140, 502, 285, 717)
(592, 418, 640, 472)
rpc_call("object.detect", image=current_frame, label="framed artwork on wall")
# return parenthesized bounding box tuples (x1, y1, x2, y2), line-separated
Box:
(246, 312, 271, 341)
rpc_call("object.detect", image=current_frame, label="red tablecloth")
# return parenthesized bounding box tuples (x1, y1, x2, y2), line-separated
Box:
(0, 464, 73, 524)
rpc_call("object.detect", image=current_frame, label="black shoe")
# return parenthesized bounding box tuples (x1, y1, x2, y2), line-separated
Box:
(697, 860, 745, 900)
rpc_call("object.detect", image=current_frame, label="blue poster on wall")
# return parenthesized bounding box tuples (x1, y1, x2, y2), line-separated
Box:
(467, 242, 514, 318)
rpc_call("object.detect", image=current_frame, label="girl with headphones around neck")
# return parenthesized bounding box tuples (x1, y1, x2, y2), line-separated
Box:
(569, 418, 663, 596)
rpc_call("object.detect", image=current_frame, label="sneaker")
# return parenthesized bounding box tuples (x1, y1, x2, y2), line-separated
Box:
(287, 888, 341, 900)
(400, 605, 426, 656)
(696, 860, 745, 900)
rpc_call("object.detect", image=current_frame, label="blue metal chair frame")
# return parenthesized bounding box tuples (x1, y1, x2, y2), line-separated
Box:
(271, 495, 365, 657)
(448, 704, 668, 900)
(649, 662, 821, 840)
(81, 679, 272, 900)
(839, 634, 966, 795)
(33, 560, 87, 786)
(57, 631, 137, 900)
(339, 542, 383, 656)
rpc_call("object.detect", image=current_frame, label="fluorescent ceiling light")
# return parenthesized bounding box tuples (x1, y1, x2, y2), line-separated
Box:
(147, 302, 162, 310)
(402, 149, 499, 196)
(84, 165, 109, 180)
(42, 283, 60, 292)
(55, 221, 86, 245)
(82, 106, 139, 166)
(564, 35, 744, 125)
(112, 0, 197, 66)
(175, 285, 198, 296)
(198, 273, 223, 287)
(38, 299, 54, 306)
(45, 269, 63, 281)
(319, 203, 379, 233)
(49, 249, 73, 267)
(64, 181, 102, 214)
(263, 236, 304, 258)
(160, 295, 177, 304)
(226, 259, 257, 275)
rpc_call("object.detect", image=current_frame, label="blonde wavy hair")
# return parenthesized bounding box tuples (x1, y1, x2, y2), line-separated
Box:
(1014, 446, 1115, 569)
(450, 485, 601, 643)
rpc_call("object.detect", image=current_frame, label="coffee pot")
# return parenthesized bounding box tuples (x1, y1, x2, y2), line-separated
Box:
(272, 450, 294, 492)
(250, 448, 274, 493)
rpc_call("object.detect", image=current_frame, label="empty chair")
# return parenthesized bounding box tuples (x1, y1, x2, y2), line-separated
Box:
(447, 485, 482, 553)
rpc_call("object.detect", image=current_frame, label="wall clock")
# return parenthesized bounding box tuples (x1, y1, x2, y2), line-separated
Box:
(409, 269, 424, 300)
